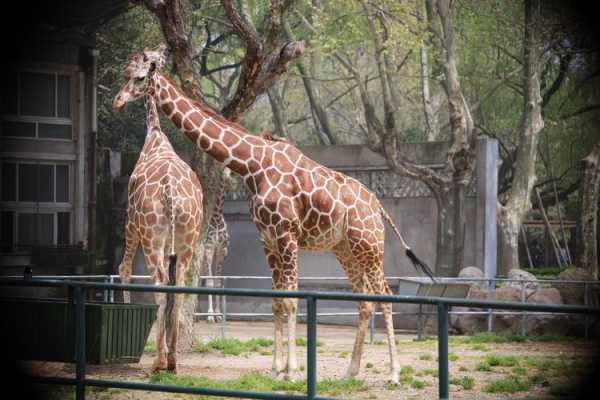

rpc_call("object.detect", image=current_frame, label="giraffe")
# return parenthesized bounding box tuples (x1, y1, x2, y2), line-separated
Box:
(115, 73, 203, 373)
(113, 44, 435, 384)
(201, 167, 231, 322)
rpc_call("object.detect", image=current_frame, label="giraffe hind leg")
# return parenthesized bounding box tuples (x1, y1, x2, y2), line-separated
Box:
(118, 224, 139, 304)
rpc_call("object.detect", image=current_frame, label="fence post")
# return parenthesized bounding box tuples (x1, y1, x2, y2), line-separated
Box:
(369, 313, 375, 344)
(437, 302, 449, 400)
(521, 280, 527, 336)
(417, 304, 423, 340)
(307, 296, 317, 400)
(487, 279, 493, 333)
(74, 285, 87, 400)
(221, 277, 228, 339)
(584, 283, 589, 340)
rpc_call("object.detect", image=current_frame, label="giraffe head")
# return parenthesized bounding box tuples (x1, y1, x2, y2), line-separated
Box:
(112, 43, 168, 111)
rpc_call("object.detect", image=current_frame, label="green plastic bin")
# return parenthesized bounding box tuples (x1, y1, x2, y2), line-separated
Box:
(2, 298, 157, 364)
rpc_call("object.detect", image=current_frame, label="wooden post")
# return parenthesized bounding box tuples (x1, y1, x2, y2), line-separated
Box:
(535, 188, 563, 267)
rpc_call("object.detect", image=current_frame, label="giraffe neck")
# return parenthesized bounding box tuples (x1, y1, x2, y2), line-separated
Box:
(140, 95, 174, 159)
(151, 71, 264, 177)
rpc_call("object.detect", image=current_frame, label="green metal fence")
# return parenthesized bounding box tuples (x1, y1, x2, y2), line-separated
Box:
(1, 278, 598, 400)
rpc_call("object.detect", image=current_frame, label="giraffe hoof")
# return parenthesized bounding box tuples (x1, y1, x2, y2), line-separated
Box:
(151, 359, 168, 373)
(272, 369, 286, 380)
(207, 316, 216, 323)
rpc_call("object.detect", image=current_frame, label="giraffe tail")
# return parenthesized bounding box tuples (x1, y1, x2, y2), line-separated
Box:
(379, 206, 436, 283)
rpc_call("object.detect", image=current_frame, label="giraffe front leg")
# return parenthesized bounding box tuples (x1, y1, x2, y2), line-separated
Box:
(277, 236, 300, 380)
(380, 301, 400, 384)
(272, 298, 286, 378)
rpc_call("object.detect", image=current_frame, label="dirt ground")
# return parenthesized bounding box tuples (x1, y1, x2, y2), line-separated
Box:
(21, 321, 598, 400)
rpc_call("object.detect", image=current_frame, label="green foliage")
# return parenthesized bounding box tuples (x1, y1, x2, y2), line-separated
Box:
(483, 376, 533, 393)
(484, 354, 519, 367)
(193, 337, 273, 356)
(450, 376, 475, 390)
(475, 362, 492, 372)
(448, 353, 459, 362)
(151, 371, 366, 397)
(144, 340, 156, 353)
(419, 353, 432, 361)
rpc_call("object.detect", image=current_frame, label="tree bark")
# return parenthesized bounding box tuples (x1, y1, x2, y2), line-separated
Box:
(579, 144, 600, 277)
(497, 0, 544, 276)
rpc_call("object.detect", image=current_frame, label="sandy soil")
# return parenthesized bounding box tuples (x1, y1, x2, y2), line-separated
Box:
(21, 321, 598, 400)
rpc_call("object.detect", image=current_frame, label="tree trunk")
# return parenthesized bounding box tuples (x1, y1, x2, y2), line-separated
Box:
(435, 183, 466, 276)
(267, 86, 290, 138)
(579, 144, 600, 277)
(497, 0, 544, 276)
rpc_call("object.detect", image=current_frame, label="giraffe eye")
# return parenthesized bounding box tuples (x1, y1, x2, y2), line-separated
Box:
(134, 76, 145, 83)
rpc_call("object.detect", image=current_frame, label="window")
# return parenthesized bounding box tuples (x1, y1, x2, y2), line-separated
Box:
(3, 162, 69, 203)
(1, 70, 72, 140)
(0, 161, 72, 250)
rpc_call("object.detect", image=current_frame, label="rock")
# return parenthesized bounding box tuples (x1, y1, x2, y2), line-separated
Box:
(458, 266, 487, 289)
(524, 288, 568, 336)
(502, 269, 539, 290)
(556, 267, 594, 305)
(449, 287, 489, 334)
(491, 286, 522, 333)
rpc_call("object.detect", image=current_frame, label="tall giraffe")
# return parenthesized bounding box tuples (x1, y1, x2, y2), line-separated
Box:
(113, 44, 434, 384)
(115, 70, 203, 373)
(202, 167, 231, 322)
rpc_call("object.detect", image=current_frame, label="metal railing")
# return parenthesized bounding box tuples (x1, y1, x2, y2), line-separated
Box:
(1, 277, 598, 400)
(8, 274, 600, 341)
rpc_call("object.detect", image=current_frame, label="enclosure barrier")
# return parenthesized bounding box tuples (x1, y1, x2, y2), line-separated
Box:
(1, 278, 598, 400)
(18, 274, 596, 340)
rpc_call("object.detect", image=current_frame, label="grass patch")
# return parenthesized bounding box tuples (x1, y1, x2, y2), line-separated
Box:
(144, 340, 156, 353)
(459, 332, 567, 344)
(151, 371, 366, 397)
(373, 340, 386, 345)
(423, 368, 438, 377)
(365, 362, 374, 369)
(410, 379, 426, 389)
(511, 367, 527, 375)
(485, 354, 519, 367)
(459, 366, 468, 372)
(400, 366, 415, 376)
(471, 343, 489, 352)
(475, 362, 491, 372)
(291, 337, 324, 347)
(448, 353, 459, 361)
(338, 351, 349, 358)
(450, 376, 475, 390)
(482, 376, 532, 393)
(412, 335, 437, 343)
(419, 353, 432, 361)
(193, 337, 273, 356)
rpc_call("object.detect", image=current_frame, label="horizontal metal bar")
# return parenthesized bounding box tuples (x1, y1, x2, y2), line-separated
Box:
(2, 278, 598, 314)
(9, 274, 600, 285)
(26, 375, 335, 400)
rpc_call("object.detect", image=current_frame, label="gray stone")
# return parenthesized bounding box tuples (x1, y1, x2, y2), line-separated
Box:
(491, 286, 522, 333)
(524, 288, 568, 336)
(458, 266, 486, 289)
(556, 268, 595, 305)
(449, 287, 489, 334)
(503, 268, 539, 290)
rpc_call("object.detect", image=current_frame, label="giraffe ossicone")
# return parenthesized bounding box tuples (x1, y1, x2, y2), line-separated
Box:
(113, 88, 203, 374)
(114, 43, 434, 383)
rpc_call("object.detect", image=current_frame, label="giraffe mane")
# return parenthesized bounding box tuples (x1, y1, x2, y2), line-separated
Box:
(157, 72, 285, 145)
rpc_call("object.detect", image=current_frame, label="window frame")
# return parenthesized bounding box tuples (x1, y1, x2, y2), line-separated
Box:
(0, 160, 73, 251)
(1, 68, 75, 142)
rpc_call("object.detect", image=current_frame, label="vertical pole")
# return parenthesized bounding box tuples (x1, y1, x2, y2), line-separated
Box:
(307, 296, 317, 400)
(103, 276, 108, 303)
(521, 280, 527, 336)
(487, 279, 493, 333)
(220, 277, 228, 339)
(584, 283, 589, 340)
(417, 304, 423, 340)
(74, 285, 87, 400)
(110, 275, 115, 303)
(369, 313, 375, 344)
(437, 302, 449, 400)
